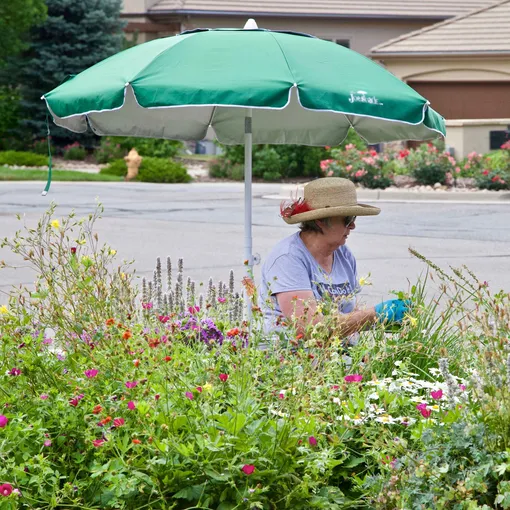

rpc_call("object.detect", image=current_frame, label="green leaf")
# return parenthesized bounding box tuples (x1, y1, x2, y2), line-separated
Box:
(173, 484, 205, 501)
(217, 503, 236, 510)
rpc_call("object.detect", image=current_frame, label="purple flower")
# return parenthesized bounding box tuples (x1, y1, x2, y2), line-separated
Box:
(125, 381, 138, 389)
(308, 436, 317, 446)
(9, 368, 21, 376)
(43, 338, 53, 345)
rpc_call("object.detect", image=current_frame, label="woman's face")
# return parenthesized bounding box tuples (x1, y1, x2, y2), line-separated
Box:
(319, 216, 356, 246)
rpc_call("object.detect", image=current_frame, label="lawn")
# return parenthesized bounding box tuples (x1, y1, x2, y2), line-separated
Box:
(0, 167, 122, 182)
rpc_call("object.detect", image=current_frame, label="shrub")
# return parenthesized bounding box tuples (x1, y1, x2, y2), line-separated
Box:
(325, 145, 393, 189)
(31, 138, 50, 155)
(406, 143, 455, 185)
(137, 157, 191, 183)
(63, 141, 87, 161)
(94, 137, 126, 164)
(100, 159, 127, 177)
(0, 150, 47, 167)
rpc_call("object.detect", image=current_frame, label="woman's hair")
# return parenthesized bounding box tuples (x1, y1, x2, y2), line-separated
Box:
(299, 218, 331, 234)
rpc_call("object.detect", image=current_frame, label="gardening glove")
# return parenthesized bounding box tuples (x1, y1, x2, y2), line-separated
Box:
(374, 299, 410, 324)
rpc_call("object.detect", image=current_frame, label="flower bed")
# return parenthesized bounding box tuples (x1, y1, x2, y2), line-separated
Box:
(1, 206, 510, 508)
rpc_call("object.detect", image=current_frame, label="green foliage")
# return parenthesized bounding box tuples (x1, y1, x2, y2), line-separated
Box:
(11, 0, 125, 147)
(95, 137, 183, 164)
(326, 145, 393, 189)
(0, 0, 47, 65)
(137, 157, 191, 183)
(100, 159, 127, 177)
(406, 143, 455, 185)
(63, 142, 87, 161)
(0, 150, 47, 167)
(0, 86, 23, 149)
(211, 144, 330, 181)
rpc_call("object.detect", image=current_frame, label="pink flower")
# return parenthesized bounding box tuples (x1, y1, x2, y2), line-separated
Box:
(0, 484, 13, 497)
(155, 394, 160, 401)
(158, 315, 170, 323)
(0, 415, 8, 428)
(44, 440, 52, 447)
(416, 403, 432, 418)
(278, 393, 285, 400)
(142, 302, 153, 310)
(217, 297, 226, 303)
(40, 394, 49, 400)
(125, 381, 138, 389)
(344, 374, 363, 383)
(188, 306, 200, 314)
(196, 386, 203, 393)
(84, 369, 98, 379)
(185, 391, 194, 400)
(459, 384, 466, 392)
(92, 439, 105, 447)
(431, 389, 443, 400)
(331, 385, 340, 390)
(308, 436, 317, 446)
(9, 368, 21, 376)
(69, 397, 79, 407)
(113, 417, 125, 427)
(241, 464, 255, 475)
(219, 373, 228, 383)
(127, 401, 136, 410)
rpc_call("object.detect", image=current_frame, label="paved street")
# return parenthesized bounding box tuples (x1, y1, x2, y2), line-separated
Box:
(1, 181, 510, 307)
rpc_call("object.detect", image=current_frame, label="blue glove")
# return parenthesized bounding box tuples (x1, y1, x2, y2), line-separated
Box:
(374, 299, 410, 324)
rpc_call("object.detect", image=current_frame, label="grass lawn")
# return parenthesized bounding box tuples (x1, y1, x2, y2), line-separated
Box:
(0, 167, 122, 182)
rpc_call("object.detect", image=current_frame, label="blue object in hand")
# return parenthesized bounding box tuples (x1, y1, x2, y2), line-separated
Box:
(374, 299, 410, 324)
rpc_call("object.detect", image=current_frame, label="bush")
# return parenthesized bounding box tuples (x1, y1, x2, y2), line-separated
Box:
(406, 143, 454, 185)
(326, 145, 393, 189)
(100, 159, 127, 177)
(137, 157, 191, 183)
(63, 141, 87, 161)
(0, 150, 47, 167)
(95, 137, 184, 164)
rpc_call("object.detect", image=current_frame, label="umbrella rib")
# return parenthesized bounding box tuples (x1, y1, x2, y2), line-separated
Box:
(267, 32, 298, 86)
(208, 105, 217, 129)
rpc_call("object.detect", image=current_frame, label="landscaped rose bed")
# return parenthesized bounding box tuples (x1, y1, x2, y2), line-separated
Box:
(1, 206, 510, 509)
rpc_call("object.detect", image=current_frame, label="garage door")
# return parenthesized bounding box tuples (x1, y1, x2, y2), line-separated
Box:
(408, 81, 510, 120)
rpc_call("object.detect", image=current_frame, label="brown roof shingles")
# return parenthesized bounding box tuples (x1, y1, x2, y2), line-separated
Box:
(150, 0, 496, 19)
(371, 0, 510, 54)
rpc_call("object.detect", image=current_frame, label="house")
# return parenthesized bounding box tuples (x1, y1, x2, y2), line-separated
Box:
(121, 0, 495, 54)
(370, 0, 510, 158)
(121, 0, 509, 157)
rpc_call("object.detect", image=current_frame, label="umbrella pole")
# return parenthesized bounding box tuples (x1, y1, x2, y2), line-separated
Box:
(244, 109, 253, 323)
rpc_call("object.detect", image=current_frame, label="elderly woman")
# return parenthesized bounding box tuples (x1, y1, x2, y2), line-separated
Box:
(260, 177, 408, 338)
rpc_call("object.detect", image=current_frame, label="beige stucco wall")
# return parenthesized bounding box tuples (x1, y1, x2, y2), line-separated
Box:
(376, 56, 510, 82)
(175, 16, 430, 55)
(446, 119, 510, 159)
(122, 0, 160, 14)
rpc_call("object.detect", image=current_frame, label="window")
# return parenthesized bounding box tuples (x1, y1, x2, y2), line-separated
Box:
(321, 37, 351, 49)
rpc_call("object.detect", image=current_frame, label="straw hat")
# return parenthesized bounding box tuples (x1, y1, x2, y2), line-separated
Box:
(281, 177, 380, 224)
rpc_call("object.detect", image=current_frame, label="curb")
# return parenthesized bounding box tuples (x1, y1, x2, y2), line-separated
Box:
(265, 184, 510, 204)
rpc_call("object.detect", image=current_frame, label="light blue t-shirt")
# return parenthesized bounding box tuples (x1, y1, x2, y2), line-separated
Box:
(260, 232, 360, 333)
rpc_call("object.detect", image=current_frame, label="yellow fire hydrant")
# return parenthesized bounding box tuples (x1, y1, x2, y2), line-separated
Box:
(124, 148, 142, 181)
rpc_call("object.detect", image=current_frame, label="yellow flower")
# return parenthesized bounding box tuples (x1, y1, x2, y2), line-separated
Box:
(0, 305, 9, 314)
(77, 239, 86, 245)
(109, 249, 117, 256)
(407, 315, 418, 327)
(50, 219, 60, 229)
(358, 273, 372, 287)
(120, 272, 126, 280)
(203, 383, 213, 392)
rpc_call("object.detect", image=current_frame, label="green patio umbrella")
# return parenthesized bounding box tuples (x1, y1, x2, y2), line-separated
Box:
(42, 20, 445, 315)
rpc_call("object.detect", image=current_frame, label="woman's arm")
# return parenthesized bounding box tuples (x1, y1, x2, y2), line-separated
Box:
(276, 290, 376, 338)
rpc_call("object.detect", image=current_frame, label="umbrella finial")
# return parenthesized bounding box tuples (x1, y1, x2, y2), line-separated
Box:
(243, 19, 258, 30)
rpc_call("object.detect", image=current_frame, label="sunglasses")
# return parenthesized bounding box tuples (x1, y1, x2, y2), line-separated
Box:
(344, 216, 357, 227)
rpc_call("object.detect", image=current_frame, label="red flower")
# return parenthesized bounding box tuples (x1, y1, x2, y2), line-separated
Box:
(196, 386, 203, 393)
(226, 328, 240, 337)
(219, 373, 228, 382)
(132, 438, 141, 444)
(344, 374, 363, 383)
(431, 389, 443, 400)
(105, 318, 115, 326)
(164, 356, 172, 362)
(416, 403, 432, 418)
(92, 405, 102, 415)
(154, 394, 160, 400)
(133, 359, 140, 367)
(0, 484, 13, 496)
(69, 397, 79, 407)
(241, 464, 255, 475)
(92, 439, 105, 447)
(280, 198, 313, 218)
(70, 247, 77, 255)
(100, 416, 112, 426)
(158, 315, 170, 323)
(113, 417, 125, 427)
(122, 330, 132, 340)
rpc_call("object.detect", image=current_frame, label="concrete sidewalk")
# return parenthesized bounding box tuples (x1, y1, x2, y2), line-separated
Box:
(267, 184, 510, 204)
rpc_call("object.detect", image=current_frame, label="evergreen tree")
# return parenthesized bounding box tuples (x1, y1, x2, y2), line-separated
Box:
(17, 0, 125, 147)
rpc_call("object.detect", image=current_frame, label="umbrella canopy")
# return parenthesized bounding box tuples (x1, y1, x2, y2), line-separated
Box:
(42, 23, 445, 319)
(43, 27, 445, 144)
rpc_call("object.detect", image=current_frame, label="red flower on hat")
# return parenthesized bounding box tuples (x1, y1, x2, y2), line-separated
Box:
(280, 198, 312, 218)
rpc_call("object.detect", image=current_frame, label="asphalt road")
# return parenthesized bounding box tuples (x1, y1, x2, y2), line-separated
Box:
(1, 181, 510, 307)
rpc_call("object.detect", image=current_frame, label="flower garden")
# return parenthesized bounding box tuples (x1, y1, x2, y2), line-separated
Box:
(1, 204, 510, 509)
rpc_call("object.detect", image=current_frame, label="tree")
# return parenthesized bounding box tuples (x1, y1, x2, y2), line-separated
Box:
(0, 0, 47, 65)
(17, 0, 125, 147)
